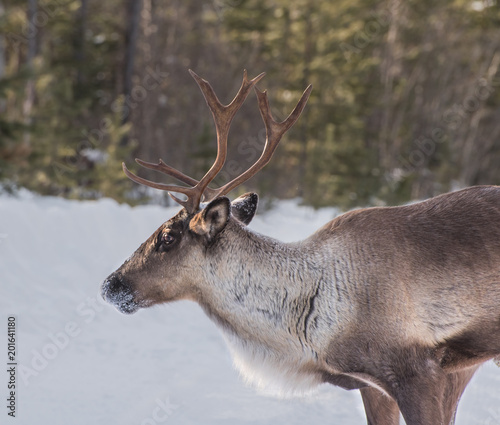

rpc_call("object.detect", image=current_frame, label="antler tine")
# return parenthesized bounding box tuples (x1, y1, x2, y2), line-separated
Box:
(187, 69, 265, 209)
(134, 158, 219, 201)
(204, 84, 313, 201)
(136, 158, 198, 186)
(122, 162, 198, 211)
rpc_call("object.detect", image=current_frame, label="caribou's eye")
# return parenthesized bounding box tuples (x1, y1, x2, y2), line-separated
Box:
(157, 232, 175, 252)
(161, 233, 175, 245)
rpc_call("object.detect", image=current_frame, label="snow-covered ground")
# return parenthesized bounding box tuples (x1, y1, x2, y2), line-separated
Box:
(1, 192, 499, 425)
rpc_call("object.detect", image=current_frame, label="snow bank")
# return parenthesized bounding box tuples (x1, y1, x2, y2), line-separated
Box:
(1, 193, 498, 424)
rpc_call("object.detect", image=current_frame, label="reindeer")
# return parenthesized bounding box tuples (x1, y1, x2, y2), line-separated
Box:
(101, 70, 500, 425)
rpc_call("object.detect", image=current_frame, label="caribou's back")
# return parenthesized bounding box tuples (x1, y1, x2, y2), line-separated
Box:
(319, 185, 500, 281)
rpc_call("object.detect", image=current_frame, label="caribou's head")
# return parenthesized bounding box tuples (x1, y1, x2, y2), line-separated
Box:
(101, 194, 258, 314)
(101, 70, 311, 314)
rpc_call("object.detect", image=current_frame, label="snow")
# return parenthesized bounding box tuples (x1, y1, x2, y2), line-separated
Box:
(1, 192, 499, 425)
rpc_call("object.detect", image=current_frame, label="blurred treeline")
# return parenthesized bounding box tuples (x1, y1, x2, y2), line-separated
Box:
(1, 0, 500, 208)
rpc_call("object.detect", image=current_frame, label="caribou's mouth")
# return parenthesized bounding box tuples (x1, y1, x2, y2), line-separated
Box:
(101, 274, 140, 315)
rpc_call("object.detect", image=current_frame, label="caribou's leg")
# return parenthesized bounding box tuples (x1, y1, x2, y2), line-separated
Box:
(360, 387, 400, 425)
(381, 351, 448, 425)
(442, 367, 478, 425)
(389, 366, 478, 425)
(395, 377, 446, 425)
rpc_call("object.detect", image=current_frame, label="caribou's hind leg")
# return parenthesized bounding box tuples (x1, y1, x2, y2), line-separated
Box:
(360, 387, 400, 425)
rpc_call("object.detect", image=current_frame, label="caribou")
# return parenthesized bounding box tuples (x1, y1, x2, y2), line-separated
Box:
(101, 70, 500, 425)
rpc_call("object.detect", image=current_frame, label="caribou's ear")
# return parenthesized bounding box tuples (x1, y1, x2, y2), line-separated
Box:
(231, 192, 258, 225)
(190, 197, 231, 240)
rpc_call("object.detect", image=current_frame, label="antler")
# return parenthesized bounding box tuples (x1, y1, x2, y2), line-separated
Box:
(123, 70, 312, 213)
(204, 85, 312, 202)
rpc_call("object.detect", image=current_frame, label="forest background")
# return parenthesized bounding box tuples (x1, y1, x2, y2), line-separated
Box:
(1, 0, 500, 209)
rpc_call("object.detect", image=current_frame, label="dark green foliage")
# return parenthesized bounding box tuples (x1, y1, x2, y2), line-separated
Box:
(1, 0, 500, 208)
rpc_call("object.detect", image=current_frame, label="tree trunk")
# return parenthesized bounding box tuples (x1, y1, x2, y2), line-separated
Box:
(122, 0, 142, 146)
(0, 1, 5, 80)
(23, 0, 37, 147)
(75, 0, 88, 93)
(296, 2, 315, 198)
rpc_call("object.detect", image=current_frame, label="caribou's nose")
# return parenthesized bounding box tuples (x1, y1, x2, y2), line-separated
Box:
(101, 273, 139, 314)
(101, 273, 123, 300)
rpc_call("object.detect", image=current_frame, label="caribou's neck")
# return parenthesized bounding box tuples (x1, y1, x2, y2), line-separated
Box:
(194, 220, 352, 394)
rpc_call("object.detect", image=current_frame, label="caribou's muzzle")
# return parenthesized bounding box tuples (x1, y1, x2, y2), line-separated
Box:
(101, 273, 139, 314)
